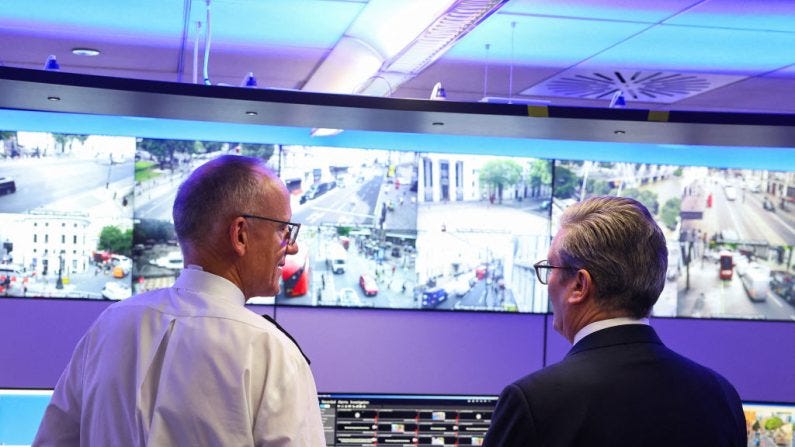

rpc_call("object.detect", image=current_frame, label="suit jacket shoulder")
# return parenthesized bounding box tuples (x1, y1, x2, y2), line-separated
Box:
(484, 325, 746, 447)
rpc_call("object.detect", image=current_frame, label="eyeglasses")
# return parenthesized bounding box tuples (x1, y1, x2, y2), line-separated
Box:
(240, 214, 301, 246)
(533, 259, 578, 285)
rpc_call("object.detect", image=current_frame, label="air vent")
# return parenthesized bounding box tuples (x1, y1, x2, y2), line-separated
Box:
(521, 69, 745, 103)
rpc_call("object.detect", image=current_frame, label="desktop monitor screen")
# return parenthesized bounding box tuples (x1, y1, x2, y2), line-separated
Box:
(0, 388, 52, 445)
(318, 393, 498, 446)
(743, 401, 794, 447)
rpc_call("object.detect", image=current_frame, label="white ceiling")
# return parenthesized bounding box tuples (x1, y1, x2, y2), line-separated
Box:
(2, 0, 795, 114)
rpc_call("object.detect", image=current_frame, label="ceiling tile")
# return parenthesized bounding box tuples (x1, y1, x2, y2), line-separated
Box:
(501, 0, 701, 23)
(663, 0, 795, 32)
(578, 24, 795, 74)
(443, 14, 649, 65)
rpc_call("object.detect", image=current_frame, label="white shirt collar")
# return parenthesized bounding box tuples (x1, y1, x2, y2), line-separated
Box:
(573, 317, 650, 346)
(174, 267, 246, 306)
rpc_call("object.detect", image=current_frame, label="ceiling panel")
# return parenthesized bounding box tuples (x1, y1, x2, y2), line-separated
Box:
(185, 0, 366, 48)
(578, 24, 795, 74)
(0, 0, 186, 44)
(500, 0, 700, 23)
(443, 14, 650, 65)
(663, 0, 795, 32)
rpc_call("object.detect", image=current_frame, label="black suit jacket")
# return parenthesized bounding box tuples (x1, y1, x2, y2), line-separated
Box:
(484, 324, 746, 447)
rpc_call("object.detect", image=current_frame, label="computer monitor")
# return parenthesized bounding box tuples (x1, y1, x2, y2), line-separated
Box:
(743, 401, 794, 447)
(317, 393, 498, 446)
(0, 388, 53, 446)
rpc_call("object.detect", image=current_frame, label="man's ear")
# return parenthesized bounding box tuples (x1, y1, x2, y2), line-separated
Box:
(568, 269, 593, 305)
(229, 217, 248, 257)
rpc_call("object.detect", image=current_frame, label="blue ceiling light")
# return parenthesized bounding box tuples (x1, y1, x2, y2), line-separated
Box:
(241, 72, 257, 87)
(43, 55, 60, 71)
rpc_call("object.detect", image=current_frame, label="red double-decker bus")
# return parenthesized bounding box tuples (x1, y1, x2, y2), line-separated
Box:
(281, 245, 310, 297)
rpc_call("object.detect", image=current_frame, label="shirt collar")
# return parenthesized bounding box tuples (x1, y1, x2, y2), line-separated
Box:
(173, 267, 246, 307)
(573, 317, 650, 346)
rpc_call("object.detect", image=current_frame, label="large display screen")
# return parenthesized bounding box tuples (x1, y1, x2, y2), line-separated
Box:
(3, 128, 794, 320)
(743, 401, 795, 447)
(129, 138, 553, 314)
(553, 160, 795, 321)
(318, 393, 497, 446)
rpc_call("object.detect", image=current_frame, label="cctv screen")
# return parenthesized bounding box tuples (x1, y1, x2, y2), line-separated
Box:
(0, 131, 134, 301)
(553, 160, 795, 321)
(318, 393, 497, 446)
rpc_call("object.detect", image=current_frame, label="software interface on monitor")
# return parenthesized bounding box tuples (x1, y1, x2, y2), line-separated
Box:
(318, 393, 498, 446)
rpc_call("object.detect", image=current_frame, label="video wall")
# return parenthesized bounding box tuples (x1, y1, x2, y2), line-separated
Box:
(2, 130, 795, 321)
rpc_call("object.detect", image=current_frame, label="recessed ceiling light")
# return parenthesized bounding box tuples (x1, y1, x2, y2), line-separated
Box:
(71, 48, 101, 57)
(432, 122, 444, 126)
(614, 130, 626, 135)
(47, 96, 61, 101)
(245, 111, 258, 116)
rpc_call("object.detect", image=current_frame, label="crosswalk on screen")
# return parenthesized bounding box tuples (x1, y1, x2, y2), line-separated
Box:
(318, 393, 497, 446)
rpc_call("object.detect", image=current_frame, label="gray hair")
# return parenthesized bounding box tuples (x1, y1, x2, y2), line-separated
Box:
(558, 196, 667, 318)
(173, 155, 272, 246)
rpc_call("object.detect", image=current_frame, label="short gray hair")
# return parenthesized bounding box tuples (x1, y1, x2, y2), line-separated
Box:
(173, 155, 272, 246)
(558, 196, 667, 318)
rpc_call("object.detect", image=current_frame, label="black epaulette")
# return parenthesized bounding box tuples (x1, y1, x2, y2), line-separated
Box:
(262, 314, 311, 365)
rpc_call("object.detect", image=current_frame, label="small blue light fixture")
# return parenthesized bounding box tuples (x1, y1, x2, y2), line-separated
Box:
(43, 55, 60, 71)
(430, 82, 447, 100)
(609, 90, 626, 108)
(241, 72, 257, 88)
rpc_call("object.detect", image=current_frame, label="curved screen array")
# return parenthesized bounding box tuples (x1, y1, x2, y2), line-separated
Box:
(1, 131, 794, 320)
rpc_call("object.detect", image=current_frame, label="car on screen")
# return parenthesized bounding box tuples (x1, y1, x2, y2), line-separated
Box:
(763, 197, 775, 211)
(101, 281, 132, 300)
(724, 185, 738, 201)
(358, 274, 378, 296)
(422, 287, 448, 308)
(337, 287, 362, 306)
(0, 176, 16, 195)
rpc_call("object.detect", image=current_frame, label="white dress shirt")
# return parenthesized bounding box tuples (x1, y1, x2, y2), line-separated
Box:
(34, 268, 325, 446)
(572, 317, 650, 346)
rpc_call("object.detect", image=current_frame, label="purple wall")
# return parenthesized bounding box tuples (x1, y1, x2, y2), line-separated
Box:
(0, 299, 110, 388)
(2, 298, 793, 403)
(276, 306, 545, 394)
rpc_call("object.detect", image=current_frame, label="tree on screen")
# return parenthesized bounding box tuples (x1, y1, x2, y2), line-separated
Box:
(553, 165, 579, 199)
(479, 159, 522, 204)
(527, 159, 552, 197)
(52, 133, 88, 154)
(99, 226, 133, 256)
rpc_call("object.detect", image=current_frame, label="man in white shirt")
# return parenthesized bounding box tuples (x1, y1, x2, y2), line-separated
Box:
(484, 196, 746, 447)
(34, 155, 325, 446)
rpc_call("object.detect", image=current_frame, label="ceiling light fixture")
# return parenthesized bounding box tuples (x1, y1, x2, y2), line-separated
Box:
(430, 82, 447, 100)
(310, 128, 344, 137)
(71, 48, 100, 57)
(47, 96, 61, 101)
(304, 0, 507, 97)
(245, 111, 257, 116)
(358, 0, 508, 96)
(241, 72, 257, 88)
(43, 55, 59, 71)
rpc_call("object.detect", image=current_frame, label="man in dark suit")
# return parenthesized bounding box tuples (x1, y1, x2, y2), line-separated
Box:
(484, 196, 746, 447)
